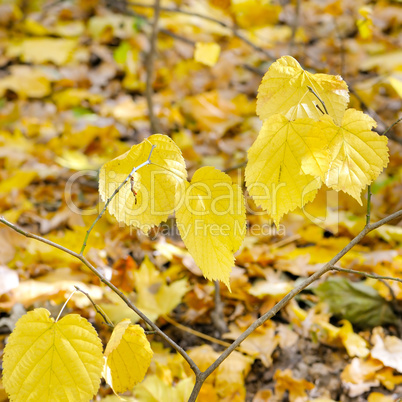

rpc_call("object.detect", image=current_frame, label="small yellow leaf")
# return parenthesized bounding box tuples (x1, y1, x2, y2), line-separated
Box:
(176, 167, 246, 289)
(319, 109, 389, 204)
(257, 55, 349, 124)
(338, 320, 369, 358)
(194, 42, 220, 67)
(274, 369, 314, 402)
(104, 320, 153, 394)
(389, 76, 402, 98)
(245, 115, 329, 225)
(99, 134, 187, 232)
(3, 308, 103, 402)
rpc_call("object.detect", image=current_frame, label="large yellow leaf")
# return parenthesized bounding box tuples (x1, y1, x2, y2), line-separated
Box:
(3, 308, 103, 402)
(245, 114, 329, 226)
(256, 56, 349, 124)
(318, 109, 389, 203)
(99, 134, 187, 232)
(103, 320, 153, 394)
(175, 167, 246, 289)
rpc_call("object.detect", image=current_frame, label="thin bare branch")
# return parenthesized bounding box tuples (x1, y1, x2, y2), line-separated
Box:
(74, 285, 114, 328)
(307, 85, 329, 115)
(0, 216, 201, 375)
(145, 0, 161, 134)
(366, 185, 372, 225)
(330, 266, 402, 285)
(187, 208, 402, 401)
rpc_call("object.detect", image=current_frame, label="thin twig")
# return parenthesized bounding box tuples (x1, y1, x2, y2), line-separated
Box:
(382, 116, 402, 138)
(307, 86, 329, 115)
(80, 145, 156, 255)
(210, 281, 228, 336)
(74, 286, 114, 328)
(187, 208, 402, 401)
(366, 185, 372, 225)
(56, 289, 77, 322)
(127, 1, 276, 60)
(145, 0, 161, 134)
(330, 266, 402, 285)
(0, 216, 201, 376)
(163, 315, 233, 350)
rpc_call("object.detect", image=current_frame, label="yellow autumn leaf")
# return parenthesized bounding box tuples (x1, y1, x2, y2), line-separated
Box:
(3, 308, 103, 402)
(103, 320, 153, 394)
(176, 166, 246, 289)
(257, 55, 349, 124)
(338, 320, 370, 358)
(194, 42, 221, 67)
(7, 38, 77, 65)
(318, 109, 389, 204)
(99, 134, 187, 232)
(0, 66, 51, 99)
(367, 393, 394, 402)
(245, 114, 329, 225)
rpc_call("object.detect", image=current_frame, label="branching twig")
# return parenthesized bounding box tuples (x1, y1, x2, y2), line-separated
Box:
(145, 0, 161, 134)
(0, 216, 201, 376)
(187, 208, 402, 401)
(307, 86, 329, 115)
(74, 285, 114, 328)
(80, 145, 156, 255)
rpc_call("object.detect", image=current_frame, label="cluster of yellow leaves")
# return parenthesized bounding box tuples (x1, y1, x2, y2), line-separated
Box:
(99, 134, 246, 288)
(246, 55, 389, 225)
(3, 309, 154, 401)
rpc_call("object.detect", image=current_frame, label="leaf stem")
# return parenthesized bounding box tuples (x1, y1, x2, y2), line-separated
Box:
(307, 86, 329, 115)
(79, 145, 156, 255)
(56, 289, 77, 322)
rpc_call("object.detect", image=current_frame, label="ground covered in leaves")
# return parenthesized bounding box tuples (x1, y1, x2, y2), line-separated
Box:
(0, 0, 402, 401)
